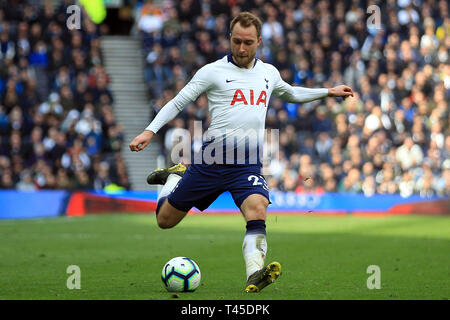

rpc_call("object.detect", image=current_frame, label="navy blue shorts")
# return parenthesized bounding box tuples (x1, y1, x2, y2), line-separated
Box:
(167, 164, 270, 212)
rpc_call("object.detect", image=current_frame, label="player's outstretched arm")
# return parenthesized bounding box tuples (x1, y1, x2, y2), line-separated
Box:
(274, 79, 354, 104)
(328, 85, 354, 99)
(272, 65, 354, 103)
(129, 64, 212, 153)
(129, 130, 154, 152)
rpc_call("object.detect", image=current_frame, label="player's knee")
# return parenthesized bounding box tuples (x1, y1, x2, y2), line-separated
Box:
(156, 214, 174, 229)
(253, 204, 267, 220)
(156, 203, 187, 229)
(245, 199, 268, 220)
(156, 206, 174, 229)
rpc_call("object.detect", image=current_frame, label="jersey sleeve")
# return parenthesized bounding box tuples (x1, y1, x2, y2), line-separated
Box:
(172, 64, 214, 110)
(271, 66, 328, 103)
(145, 64, 213, 133)
(145, 100, 181, 133)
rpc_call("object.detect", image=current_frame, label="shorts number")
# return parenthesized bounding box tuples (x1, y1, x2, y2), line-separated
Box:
(248, 175, 262, 186)
(248, 175, 269, 191)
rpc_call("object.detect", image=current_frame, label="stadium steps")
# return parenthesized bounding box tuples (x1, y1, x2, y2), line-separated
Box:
(100, 35, 162, 191)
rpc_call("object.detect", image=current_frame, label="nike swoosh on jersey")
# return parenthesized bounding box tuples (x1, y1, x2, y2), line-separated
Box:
(226, 79, 237, 83)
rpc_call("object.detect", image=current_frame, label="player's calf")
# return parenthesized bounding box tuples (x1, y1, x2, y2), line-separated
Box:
(150, 163, 188, 228)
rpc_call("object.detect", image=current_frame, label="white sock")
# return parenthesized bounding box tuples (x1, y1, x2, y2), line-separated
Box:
(157, 174, 181, 201)
(242, 233, 267, 279)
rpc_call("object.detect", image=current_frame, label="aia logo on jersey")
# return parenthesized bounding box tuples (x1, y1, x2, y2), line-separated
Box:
(230, 89, 267, 107)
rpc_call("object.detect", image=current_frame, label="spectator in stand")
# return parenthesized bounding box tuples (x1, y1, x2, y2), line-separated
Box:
(93, 161, 112, 190)
(0, 169, 14, 189)
(396, 135, 424, 170)
(16, 169, 37, 191)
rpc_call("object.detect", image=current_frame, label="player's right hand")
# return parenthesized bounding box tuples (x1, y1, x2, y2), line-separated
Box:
(129, 130, 154, 152)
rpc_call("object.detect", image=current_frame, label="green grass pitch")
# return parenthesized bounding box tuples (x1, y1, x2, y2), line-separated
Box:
(0, 213, 448, 300)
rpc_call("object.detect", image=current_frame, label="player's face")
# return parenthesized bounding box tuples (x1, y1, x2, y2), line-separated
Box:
(230, 22, 261, 69)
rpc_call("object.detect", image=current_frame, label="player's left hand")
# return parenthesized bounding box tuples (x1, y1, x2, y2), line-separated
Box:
(328, 85, 354, 99)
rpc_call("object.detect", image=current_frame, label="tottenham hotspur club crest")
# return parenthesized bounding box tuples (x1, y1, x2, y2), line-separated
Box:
(264, 78, 269, 89)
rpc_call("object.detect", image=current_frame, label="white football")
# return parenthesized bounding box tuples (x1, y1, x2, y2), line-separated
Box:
(161, 257, 201, 292)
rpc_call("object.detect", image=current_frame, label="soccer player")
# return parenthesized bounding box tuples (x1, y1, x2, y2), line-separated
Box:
(129, 12, 354, 292)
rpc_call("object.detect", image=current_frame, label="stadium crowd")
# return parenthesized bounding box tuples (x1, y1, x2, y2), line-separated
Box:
(137, 0, 450, 198)
(0, 1, 130, 190)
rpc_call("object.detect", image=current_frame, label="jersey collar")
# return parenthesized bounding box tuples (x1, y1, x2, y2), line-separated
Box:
(227, 53, 258, 68)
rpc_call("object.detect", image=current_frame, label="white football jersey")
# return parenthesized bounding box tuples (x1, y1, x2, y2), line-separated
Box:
(147, 54, 328, 165)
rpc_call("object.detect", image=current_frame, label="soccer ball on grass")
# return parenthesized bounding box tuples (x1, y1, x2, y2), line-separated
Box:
(161, 257, 201, 292)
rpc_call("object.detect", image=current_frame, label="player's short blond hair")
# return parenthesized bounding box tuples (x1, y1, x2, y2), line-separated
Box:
(230, 12, 262, 38)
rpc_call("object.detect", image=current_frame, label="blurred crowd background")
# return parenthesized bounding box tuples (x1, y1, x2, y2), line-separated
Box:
(0, 0, 449, 198)
(0, 0, 129, 191)
(137, 0, 449, 198)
